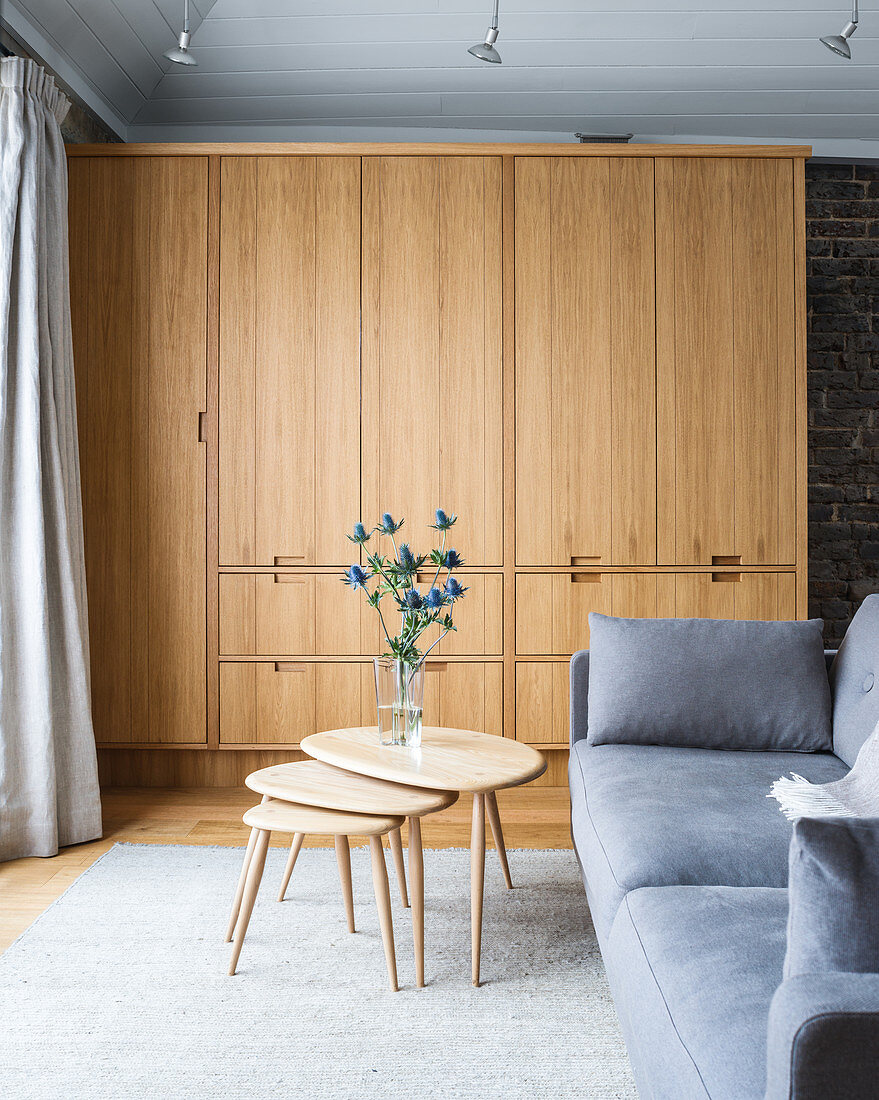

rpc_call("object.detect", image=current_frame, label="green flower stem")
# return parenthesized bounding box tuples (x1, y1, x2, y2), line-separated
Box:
(429, 529, 447, 594)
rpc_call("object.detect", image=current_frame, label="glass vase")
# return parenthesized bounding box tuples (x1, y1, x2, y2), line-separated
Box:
(374, 657, 424, 748)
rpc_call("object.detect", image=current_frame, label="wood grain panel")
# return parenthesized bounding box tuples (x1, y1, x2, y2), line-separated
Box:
(515, 157, 656, 566)
(515, 663, 569, 744)
(422, 662, 504, 735)
(517, 571, 798, 655)
(220, 661, 365, 745)
(656, 157, 798, 566)
(218, 157, 360, 566)
(147, 158, 208, 743)
(70, 157, 207, 746)
(361, 157, 503, 566)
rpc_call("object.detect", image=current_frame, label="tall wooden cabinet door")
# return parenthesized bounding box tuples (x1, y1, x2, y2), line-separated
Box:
(655, 158, 797, 566)
(515, 157, 656, 567)
(69, 157, 207, 744)
(219, 157, 361, 567)
(362, 157, 503, 565)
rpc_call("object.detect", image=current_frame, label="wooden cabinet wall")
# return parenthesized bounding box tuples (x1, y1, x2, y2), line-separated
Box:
(67, 143, 808, 772)
(69, 156, 208, 746)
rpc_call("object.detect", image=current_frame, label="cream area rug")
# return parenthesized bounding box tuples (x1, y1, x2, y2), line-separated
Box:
(0, 844, 636, 1100)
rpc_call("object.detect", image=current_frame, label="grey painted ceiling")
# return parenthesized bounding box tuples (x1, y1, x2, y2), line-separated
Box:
(4, 0, 879, 153)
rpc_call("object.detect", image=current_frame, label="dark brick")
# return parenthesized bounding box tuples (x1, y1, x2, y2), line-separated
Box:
(834, 241, 879, 258)
(811, 220, 867, 239)
(809, 259, 870, 276)
(807, 164, 855, 181)
(855, 165, 879, 181)
(811, 315, 871, 333)
(808, 181, 865, 200)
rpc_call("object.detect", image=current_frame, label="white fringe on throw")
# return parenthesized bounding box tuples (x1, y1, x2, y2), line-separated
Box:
(769, 718, 879, 822)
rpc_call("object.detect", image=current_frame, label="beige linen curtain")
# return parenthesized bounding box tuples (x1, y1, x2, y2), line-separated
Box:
(0, 57, 101, 860)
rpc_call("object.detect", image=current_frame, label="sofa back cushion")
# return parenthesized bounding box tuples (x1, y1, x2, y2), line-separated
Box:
(830, 594, 879, 768)
(785, 817, 879, 978)
(586, 614, 832, 751)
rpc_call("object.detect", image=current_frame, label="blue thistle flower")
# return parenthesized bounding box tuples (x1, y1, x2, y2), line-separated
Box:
(432, 508, 457, 531)
(397, 543, 416, 570)
(445, 549, 464, 569)
(404, 588, 423, 610)
(343, 564, 369, 590)
(346, 522, 371, 545)
(424, 587, 445, 610)
(444, 576, 468, 602)
(379, 512, 404, 535)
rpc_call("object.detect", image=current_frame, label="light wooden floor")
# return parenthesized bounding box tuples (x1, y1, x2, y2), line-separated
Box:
(0, 785, 571, 953)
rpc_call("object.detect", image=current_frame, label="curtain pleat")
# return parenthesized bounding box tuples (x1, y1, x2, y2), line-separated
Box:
(0, 57, 101, 860)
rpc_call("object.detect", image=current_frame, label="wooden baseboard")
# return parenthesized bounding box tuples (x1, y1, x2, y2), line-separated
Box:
(97, 746, 570, 788)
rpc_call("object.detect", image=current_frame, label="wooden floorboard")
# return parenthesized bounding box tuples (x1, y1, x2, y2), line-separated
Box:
(0, 785, 571, 953)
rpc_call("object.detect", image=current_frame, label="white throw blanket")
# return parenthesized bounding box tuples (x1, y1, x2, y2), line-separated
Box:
(770, 719, 879, 821)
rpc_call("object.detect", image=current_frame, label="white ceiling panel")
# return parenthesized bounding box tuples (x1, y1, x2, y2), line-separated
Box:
(7, 0, 879, 152)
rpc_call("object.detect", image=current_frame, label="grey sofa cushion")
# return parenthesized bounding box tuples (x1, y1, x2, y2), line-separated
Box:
(569, 741, 848, 944)
(586, 613, 832, 751)
(785, 817, 879, 979)
(830, 594, 879, 767)
(605, 885, 788, 1100)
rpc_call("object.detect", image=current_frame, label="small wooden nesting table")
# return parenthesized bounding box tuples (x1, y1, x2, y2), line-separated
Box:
(301, 726, 547, 987)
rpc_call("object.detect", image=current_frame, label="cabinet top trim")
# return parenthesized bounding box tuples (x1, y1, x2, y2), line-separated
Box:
(65, 142, 812, 159)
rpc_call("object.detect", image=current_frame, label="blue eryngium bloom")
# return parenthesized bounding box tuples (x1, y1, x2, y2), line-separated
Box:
(344, 564, 369, 589)
(379, 512, 403, 535)
(404, 588, 423, 610)
(347, 522, 371, 545)
(445, 549, 464, 569)
(432, 508, 457, 531)
(397, 543, 416, 570)
(424, 587, 445, 610)
(444, 576, 468, 601)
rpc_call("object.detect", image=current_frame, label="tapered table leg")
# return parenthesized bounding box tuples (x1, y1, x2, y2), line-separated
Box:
(228, 827, 270, 975)
(471, 792, 486, 988)
(485, 790, 513, 890)
(370, 835, 399, 992)
(388, 826, 409, 908)
(335, 835, 356, 933)
(408, 816, 425, 988)
(225, 826, 258, 943)
(277, 832, 304, 902)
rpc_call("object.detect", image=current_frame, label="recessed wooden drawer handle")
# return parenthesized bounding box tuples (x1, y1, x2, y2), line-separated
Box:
(711, 573, 742, 583)
(273, 574, 307, 584)
(197, 411, 207, 442)
(274, 556, 305, 566)
(274, 662, 307, 672)
(571, 572, 602, 584)
(712, 555, 742, 566)
(426, 663, 447, 672)
(571, 556, 601, 566)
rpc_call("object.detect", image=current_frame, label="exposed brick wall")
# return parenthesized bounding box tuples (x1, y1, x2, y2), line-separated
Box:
(806, 162, 879, 645)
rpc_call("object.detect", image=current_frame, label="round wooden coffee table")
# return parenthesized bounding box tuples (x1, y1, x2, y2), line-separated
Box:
(301, 726, 547, 986)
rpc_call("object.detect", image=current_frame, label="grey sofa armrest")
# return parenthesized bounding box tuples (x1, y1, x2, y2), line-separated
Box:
(824, 649, 838, 673)
(765, 973, 879, 1100)
(570, 650, 590, 748)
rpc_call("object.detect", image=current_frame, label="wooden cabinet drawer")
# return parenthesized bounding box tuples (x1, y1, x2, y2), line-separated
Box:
(421, 661, 504, 736)
(516, 663, 569, 745)
(516, 571, 797, 655)
(220, 661, 369, 746)
(359, 574, 503, 656)
(219, 573, 361, 656)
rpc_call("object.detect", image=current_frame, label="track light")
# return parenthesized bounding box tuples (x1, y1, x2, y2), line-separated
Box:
(164, 0, 197, 67)
(820, 0, 858, 59)
(469, 0, 502, 64)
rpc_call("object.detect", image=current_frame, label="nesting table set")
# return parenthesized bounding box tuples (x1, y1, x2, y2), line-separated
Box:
(224, 726, 546, 989)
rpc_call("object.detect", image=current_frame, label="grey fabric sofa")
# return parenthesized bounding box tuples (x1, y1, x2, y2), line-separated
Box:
(569, 596, 879, 1100)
